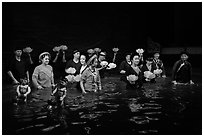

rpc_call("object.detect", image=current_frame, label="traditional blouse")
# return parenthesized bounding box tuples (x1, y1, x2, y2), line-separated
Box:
(172, 60, 192, 83)
(32, 64, 54, 88)
(119, 60, 131, 74)
(122, 65, 143, 89)
(81, 67, 101, 92)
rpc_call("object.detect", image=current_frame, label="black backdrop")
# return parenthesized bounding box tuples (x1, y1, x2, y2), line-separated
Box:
(2, 2, 202, 83)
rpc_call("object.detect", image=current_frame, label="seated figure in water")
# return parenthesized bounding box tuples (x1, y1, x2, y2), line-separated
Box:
(121, 53, 143, 89)
(172, 52, 194, 85)
(16, 78, 31, 103)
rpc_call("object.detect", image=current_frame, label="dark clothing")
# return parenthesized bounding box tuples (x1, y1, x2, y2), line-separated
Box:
(7, 58, 29, 82)
(53, 62, 66, 80)
(119, 60, 131, 74)
(153, 59, 166, 76)
(119, 60, 131, 80)
(65, 59, 81, 90)
(172, 60, 192, 83)
(141, 63, 157, 83)
(121, 66, 143, 89)
(65, 59, 81, 75)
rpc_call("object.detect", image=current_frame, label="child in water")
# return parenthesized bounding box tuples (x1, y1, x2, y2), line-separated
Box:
(16, 78, 31, 103)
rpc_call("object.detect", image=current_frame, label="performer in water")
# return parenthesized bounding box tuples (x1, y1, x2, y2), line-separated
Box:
(32, 52, 55, 89)
(119, 52, 132, 75)
(80, 55, 102, 94)
(121, 53, 143, 89)
(172, 52, 194, 85)
(153, 52, 166, 78)
(141, 57, 157, 83)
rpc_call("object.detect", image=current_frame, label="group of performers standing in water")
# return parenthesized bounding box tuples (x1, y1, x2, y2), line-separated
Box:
(6, 45, 194, 104)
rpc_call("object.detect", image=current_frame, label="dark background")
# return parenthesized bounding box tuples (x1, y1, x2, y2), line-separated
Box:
(2, 2, 202, 82)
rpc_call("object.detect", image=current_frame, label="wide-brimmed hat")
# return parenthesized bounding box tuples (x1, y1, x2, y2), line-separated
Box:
(86, 54, 98, 65)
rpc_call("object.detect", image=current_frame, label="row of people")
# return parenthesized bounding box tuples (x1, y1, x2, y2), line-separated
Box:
(119, 50, 194, 89)
(7, 46, 194, 102)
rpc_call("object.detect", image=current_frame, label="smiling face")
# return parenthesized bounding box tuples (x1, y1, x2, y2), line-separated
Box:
(132, 55, 140, 65)
(42, 55, 50, 65)
(80, 55, 86, 65)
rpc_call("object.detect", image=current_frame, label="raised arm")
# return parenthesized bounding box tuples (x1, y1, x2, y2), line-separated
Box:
(53, 51, 60, 63)
(62, 51, 66, 63)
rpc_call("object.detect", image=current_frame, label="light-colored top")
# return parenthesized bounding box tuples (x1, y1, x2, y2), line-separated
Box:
(32, 64, 54, 88)
(81, 67, 101, 92)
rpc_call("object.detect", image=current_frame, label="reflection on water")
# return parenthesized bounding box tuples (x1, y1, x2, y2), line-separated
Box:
(2, 77, 202, 135)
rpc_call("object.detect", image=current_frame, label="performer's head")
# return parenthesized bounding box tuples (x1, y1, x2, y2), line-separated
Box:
(80, 54, 87, 65)
(180, 52, 189, 61)
(13, 46, 22, 57)
(39, 52, 51, 65)
(131, 53, 140, 66)
(98, 52, 106, 61)
(153, 52, 160, 60)
(88, 55, 98, 68)
(87, 49, 94, 57)
(125, 52, 132, 62)
(20, 78, 28, 85)
(73, 49, 80, 59)
(146, 57, 154, 65)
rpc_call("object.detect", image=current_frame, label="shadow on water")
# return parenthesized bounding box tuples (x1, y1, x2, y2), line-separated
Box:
(2, 76, 202, 135)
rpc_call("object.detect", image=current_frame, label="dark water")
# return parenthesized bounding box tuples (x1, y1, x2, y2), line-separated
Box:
(2, 76, 202, 135)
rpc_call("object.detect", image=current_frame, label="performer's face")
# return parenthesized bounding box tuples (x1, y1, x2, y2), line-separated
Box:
(92, 58, 98, 67)
(14, 50, 22, 57)
(42, 55, 50, 65)
(126, 55, 131, 62)
(132, 55, 140, 65)
(74, 52, 80, 59)
(181, 54, 188, 61)
(80, 55, 86, 65)
(154, 53, 160, 59)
